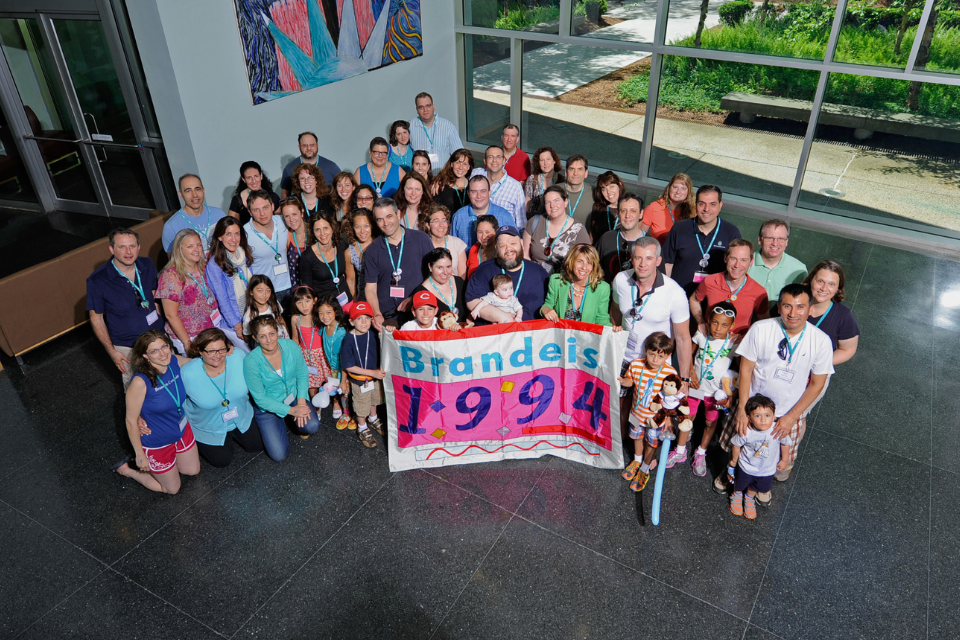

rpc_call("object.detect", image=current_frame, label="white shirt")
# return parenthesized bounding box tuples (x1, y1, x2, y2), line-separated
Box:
(470, 168, 526, 228)
(690, 331, 735, 398)
(736, 318, 835, 418)
(731, 426, 794, 477)
(612, 270, 690, 363)
(244, 216, 291, 292)
(400, 318, 438, 331)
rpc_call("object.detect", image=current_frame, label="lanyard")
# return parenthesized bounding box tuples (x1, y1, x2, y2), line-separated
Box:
(112, 260, 148, 308)
(420, 119, 436, 149)
(502, 261, 525, 294)
(667, 204, 676, 223)
(301, 195, 319, 216)
(322, 325, 338, 359)
(159, 366, 183, 414)
(695, 219, 722, 263)
(452, 185, 466, 207)
(429, 277, 455, 309)
(387, 231, 405, 278)
(727, 277, 747, 302)
(251, 222, 282, 262)
(178, 206, 210, 240)
(639, 363, 663, 407)
(814, 302, 833, 328)
(298, 316, 317, 352)
(369, 163, 387, 194)
(187, 271, 211, 301)
(232, 251, 250, 285)
(569, 283, 586, 320)
(778, 320, 806, 364)
(546, 216, 571, 255)
(352, 332, 370, 370)
(290, 230, 303, 257)
(354, 241, 365, 260)
(205, 362, 230, 407)
(316, 245, 340, 284)
(698, 337, 730, 381)
(567, 186, 585, 217)
(490, 175, 504, 199)
(630, 278, 653, 318)
(607, 206, 619, 231)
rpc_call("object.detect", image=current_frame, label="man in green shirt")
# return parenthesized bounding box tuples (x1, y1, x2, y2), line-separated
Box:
(747, 219, 807, 306)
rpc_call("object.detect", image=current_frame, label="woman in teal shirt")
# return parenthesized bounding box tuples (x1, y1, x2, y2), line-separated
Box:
(181, 328, 267, 466)
(540, 244, 618, 328)
(243, 315, 319, 461)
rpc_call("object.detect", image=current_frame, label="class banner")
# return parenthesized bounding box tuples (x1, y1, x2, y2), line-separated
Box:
(383, 320, 624, 472)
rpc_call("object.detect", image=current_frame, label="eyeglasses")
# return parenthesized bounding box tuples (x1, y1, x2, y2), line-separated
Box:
(356, 195, 374, 202)
(299, 175, 316, 182)
(485, 155, 504, 161)
(146, 343, 171, 357)
(203, 347, 228, 356)
(711, 307, 736, 318)
(761, 236, 788, 244)
(371, 150, 388, 156)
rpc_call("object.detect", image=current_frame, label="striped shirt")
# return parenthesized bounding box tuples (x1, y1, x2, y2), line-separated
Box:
(625, 359, 678, 423)
(470, 168, 527, 227)
(409, 115, 463, 167)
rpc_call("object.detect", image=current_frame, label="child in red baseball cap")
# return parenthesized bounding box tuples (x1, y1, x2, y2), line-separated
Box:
(400, 290, 439, 331)
(341, 301, 384, 448)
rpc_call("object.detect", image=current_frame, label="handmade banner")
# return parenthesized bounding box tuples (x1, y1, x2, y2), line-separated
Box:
(383, 320, 624, 472)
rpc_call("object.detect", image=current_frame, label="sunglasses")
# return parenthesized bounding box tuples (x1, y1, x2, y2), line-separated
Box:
(712, 307, 736, 318)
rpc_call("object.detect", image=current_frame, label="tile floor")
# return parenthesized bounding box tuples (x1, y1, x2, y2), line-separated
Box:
(1, 213, 957, 639)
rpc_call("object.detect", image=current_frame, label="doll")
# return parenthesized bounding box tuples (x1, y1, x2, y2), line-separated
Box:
(647, 374, 693, 440)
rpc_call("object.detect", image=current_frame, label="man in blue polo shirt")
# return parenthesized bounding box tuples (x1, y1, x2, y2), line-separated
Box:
(466, 225, 548, 324)
(87, 228, 164, 387)
(451, 175, 515, 246)
(365, 197, 435, 330)
(162, 173, 225, 254)
(663, 184, 741, 295)
(279, 131, 341, 197)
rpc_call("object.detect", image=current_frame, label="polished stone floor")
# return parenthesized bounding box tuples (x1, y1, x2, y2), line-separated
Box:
(1, 213, 958, 639)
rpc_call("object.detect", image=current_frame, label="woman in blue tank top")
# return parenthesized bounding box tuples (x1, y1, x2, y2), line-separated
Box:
(113, 329, 200, 493)
(354, 136, 404, 199)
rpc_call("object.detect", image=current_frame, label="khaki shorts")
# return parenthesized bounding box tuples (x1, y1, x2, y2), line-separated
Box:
(115, 345, 134, 389)
(350, 379, 383, 417)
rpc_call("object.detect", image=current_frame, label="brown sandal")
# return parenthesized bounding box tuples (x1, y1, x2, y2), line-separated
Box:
(358, 428, 377, 448)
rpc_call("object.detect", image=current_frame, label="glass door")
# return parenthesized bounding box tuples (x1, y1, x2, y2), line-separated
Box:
(0, 11, 167, 218)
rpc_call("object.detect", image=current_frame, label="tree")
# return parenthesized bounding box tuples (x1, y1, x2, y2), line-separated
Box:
(695, 0, 710, 47)
(906, 5, 938, 111)
(894, 0, 918, 55)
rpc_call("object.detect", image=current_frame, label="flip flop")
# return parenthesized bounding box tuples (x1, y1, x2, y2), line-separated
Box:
(110, 456, 132, 473)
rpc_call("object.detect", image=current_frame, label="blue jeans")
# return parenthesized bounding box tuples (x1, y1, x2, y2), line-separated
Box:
(253, 399, 320, 461)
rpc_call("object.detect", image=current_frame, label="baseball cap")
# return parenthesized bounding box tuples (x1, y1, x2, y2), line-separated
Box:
(349, 301, 374, 320)
(413, 290, 438, 309)
(495, 225, 521, 239)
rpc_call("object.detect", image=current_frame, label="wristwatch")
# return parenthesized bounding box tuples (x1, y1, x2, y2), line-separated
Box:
(680, 377, 691, 382)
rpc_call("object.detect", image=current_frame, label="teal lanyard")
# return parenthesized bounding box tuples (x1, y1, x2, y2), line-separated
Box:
(159, 366, 183, 415)
(252, 222, 282, 262)
(301, 195, 319, 217)
(778, 320, 806, 364)
(206, 362, 230, 407)
(420, 119, 436, 149)
(369, 164, 387, 194)
(187, 271, 210, 301)
(814, 302, 833, 328)
(316, 245, 340, 283)
(695, 219, 722, 262)
(429, 277, 455, 309)
(232, 251, 250, 285)
(607, 206, 619, 231)
(667, 204, 676, 223)
(354, 241, 365, 260)
(453, 185, 466, 207)
(112, 260, 147, 308)
(630, 279, 652, 318)
(727, 277, 747, 301)
(297, 316, 317, 352)
(546, 216, 572, 255)
(698, 337, 730, 381)
(290, 230, 303, 258)
(490, 176, 504, 199)
(178, 206, 210, 241)
(387, 231, 405, 280)
(502, 261, 525, 294)
(639, 363, 664, 407)
(567, 187, 585, 217)
(569, 283, 586, 320)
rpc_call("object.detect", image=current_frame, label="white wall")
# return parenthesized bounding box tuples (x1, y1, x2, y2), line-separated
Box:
(126, 0, 458, 211)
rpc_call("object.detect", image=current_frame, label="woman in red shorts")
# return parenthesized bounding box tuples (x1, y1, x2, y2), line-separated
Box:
(114, 329, 200, 493)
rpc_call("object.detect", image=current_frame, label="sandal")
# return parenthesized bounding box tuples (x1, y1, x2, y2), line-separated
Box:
(744, 495, 757, 520)
(332, 409, 343, 420)
(730, 491, 744, 517)
(358, 428, 377, 448)
(367, 416, 384, 436)
(110, 456, 132, 474)
(336, 414, 352, 431)
(622, 460, 641, 481)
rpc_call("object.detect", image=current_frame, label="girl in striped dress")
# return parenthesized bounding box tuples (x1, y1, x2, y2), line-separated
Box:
(291, 286, 333, 398)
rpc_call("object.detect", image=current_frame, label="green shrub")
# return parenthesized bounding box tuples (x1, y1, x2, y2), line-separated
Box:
(833, 24, 913, 66)
(494, 4, 561, 30)
(718, 0, 754, 27)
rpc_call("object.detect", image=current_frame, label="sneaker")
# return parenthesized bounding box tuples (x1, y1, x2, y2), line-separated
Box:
(622, 460, 641, 481)
(347, 417, 357, 431)
(336, 415, 352, 431)
(332, 409, 343, 420)
(367, 416, 384, 436)
(629, 470, 650, 492)
(713, 474, 728, 495)
(666, 447, 688, 469)
(756, 491, 772, 508)
(730, 491, 744, 516)
(744, 495, 757, 519)
(774, 468, 791, 482)
(692, 451, 707, 477)
(358, 428, 377, 448)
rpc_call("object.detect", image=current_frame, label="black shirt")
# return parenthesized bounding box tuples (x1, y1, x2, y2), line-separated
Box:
(596, 229, 642, 284)
(229, 191, 280, 226)
(662, 217, 741, 294)
(411, 277, 468, 321)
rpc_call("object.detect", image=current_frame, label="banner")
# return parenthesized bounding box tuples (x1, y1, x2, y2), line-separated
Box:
(383, 320, 624, 472)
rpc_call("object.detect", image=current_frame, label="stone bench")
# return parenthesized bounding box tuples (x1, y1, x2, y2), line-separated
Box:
(719, 91, 960, 143)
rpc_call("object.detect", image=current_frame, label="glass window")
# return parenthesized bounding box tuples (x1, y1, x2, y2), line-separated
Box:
(665, 0, 830, 60)
(832, 0, 921, 68)
(913, 6, 960, 75)
(464, 0, 561, 35)
(649, 55, 819, 205)
(797, 73, 960, 237)
(520, 43, 644, 174)
(571, 0, 657, 43)
(0, 104, 38, 204)
(465, 34, 511, 147)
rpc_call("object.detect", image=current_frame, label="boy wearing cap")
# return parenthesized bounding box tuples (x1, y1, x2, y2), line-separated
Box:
(400, 291, 440, 331)
(340, 301, 385, 448)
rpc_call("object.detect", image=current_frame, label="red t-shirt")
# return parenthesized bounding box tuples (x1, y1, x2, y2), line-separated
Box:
(504, 148, 532, 183)
(694, 273, 768, 337)
(642, 199, 678, 246)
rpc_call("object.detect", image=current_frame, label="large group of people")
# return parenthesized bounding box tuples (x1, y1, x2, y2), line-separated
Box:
(88, 93, 859, 513)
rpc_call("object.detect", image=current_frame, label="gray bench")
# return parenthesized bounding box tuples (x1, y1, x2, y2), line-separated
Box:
(719, 91, 960, 143)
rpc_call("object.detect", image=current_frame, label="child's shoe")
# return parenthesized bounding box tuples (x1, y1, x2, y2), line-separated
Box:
(744, 494, 757, 519)
(629, 470, 650, 492)
(358, 427, 377, 448)
(622, 460, 641, 481)
(730, 491, 744, 516)
(347, 416, 358, 431)
(692, 450, 707, 477)
(666, 447, 687, 469)
(335, 414, 352, 431)
(367, 416, 384, 436)
(332, 408, 343, 420)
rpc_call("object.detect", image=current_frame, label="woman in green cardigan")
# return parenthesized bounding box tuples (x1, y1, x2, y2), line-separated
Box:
(541, 244, 620, 330)
(242, 315, 320, 461)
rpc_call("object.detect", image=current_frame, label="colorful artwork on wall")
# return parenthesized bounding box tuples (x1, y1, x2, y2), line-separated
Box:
(234, 0, 422, 104)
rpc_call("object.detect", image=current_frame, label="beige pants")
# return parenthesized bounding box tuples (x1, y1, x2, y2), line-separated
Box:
(350, 380, 383, 418)
(116, 345, 134, 389)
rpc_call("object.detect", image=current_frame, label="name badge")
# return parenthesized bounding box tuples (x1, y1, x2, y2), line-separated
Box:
(625, 329, 639, 355)
(687, 386, 705, 399)
(307, 365, 319, 375)
(221, 407, 239, 422)
(178, 414, 188, 431)
(428, 153, 440, 167)
(693, 271, 708, 283)
(284, 393, 296, 405)
(209, 308, 222, 326)
(336, 291, 349, 307)
(390, 286, 405, 298)
(146, 310, 159, 325)
(273, 263, 288, 276)
(360, 381, 375, 393)
(774, 368, 795, 383)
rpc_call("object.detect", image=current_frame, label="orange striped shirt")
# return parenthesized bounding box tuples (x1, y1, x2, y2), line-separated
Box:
(625, 359, 678, 422)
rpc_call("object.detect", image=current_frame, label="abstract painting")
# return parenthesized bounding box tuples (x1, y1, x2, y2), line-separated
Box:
(234, 0, 422, 104)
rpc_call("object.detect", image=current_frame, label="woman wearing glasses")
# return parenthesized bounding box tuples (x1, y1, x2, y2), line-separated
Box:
(114, 329, 199, 493)
(354, 137, 405, 199)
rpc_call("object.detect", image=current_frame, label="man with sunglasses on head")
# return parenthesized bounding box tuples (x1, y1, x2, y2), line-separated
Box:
(714, 283, 833, 506)
(689, 238, 769, 341)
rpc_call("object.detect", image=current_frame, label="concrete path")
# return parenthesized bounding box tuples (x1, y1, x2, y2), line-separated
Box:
(587, 0, 723, 45)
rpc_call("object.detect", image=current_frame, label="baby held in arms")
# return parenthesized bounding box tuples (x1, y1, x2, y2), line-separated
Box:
(472, 274, 523, 323)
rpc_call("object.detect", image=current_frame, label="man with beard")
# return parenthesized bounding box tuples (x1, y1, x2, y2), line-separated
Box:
(466, 225, 548, 324)
(279, 131, 341, 197)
